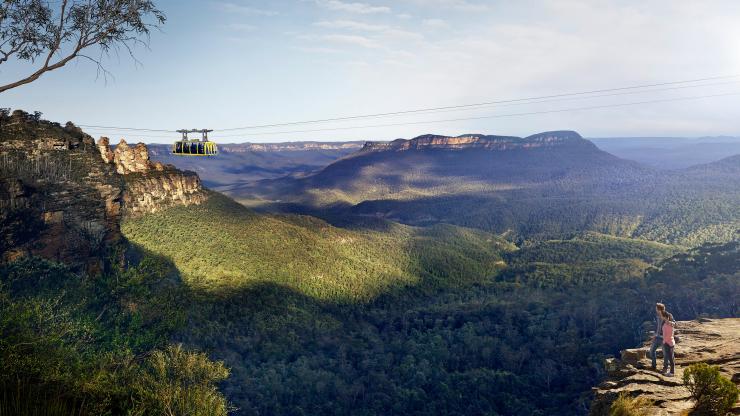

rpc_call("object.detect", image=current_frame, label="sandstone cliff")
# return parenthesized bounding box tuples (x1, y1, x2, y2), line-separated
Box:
(97, 137, 207, 216)
(590, 318, 740, 415)
(223, 141, 364, 152)
(0, 110, 207, 272)
(360, 131, 589, 152)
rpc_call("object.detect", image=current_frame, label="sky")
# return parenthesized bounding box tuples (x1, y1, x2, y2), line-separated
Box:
(2, 0, 740, 143)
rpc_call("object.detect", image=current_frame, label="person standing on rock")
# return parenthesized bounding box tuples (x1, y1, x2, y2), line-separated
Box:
(650, 303, 666, 370)
(661, 311, 676, 377)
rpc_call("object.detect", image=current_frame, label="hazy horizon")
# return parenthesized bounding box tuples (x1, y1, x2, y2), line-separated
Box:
(4, 0, 740, 143)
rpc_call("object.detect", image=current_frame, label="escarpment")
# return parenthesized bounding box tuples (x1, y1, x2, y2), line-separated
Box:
(590, 318, 740, 415)
(360, 131, 590, 152)
(0, 110, 207, 271)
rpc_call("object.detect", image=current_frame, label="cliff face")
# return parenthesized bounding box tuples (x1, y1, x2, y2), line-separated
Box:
(0, 111, 124, 272)
(590, 318, 740, 415)
(97, 137, 207, 217)
(0, 110, 207, 272)
(360, 131, 590, 152)
(228, 141, 365, 152)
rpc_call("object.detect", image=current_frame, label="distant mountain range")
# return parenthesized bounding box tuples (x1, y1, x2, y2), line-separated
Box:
(230, 131, 738, 245)
(147, 135, 740, 191)
(148, 141, 364, 189)
(591, 136, 740, 169)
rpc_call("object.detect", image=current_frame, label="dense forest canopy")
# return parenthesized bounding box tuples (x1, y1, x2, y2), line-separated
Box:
(1, 116, 738, 415)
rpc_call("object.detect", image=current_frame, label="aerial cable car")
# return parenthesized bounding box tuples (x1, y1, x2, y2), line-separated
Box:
(173, 129, 218, 156)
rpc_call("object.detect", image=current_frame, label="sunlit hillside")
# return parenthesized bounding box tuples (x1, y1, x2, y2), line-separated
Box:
(122, 192, 514, 302)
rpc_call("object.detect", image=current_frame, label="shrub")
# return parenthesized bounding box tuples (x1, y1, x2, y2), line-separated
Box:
(683, 363, 739, 415)
(609, 392, 653, 416)
(133, 344, 231, 416)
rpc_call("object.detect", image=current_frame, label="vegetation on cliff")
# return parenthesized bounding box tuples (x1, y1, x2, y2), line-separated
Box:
(120, 186, 738, 415)
(683, 363, 739, 416)
(2, 116, 737, 414)
(0, 256, 228, 415)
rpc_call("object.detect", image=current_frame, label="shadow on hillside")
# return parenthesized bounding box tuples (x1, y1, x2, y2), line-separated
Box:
(123, 239, 187, 286)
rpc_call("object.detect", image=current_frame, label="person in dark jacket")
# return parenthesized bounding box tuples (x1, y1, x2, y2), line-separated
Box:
(650, 303, 666, 370)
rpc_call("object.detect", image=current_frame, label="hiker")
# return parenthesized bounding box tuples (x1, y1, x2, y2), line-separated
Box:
(661, 311, 676, 377)
(650, 302, 666, 370)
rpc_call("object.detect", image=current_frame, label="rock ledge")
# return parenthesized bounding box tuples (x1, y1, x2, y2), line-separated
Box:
(590, 318, 740, 415)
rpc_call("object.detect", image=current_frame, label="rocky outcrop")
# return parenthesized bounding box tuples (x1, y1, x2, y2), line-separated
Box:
(1, 111, 124, 273)
(122, 169, 206, 216)
(590, 318, 740, 415)
(112, 139, 150, 174)
(360, 131, 590, 152)
(97, 137, 207, 217)
(1, 110, 208, 271)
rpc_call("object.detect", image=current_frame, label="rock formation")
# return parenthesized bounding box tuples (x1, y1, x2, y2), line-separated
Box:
(0, 110, 208, 272)
(360, 131, 590, 152)
(590, 318, 740, 415)
(1, 111, 124, 273)
(97, 137, 208, 217)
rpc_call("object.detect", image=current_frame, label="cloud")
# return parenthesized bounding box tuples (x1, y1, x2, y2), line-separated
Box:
(227, 23, 257, 32)
(403, 0, 490, 12)
(314, 20, 386, 31)
(295, 46, 344, 54)
(214, 2, 278, 16)
(320, 34, 380, 48)
(312, 19, 424, 44)
(422, 18, 448, 29)
(315, 0, 391, 14)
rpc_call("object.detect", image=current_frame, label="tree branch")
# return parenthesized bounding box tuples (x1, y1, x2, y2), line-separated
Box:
(0, 0, 165, 93)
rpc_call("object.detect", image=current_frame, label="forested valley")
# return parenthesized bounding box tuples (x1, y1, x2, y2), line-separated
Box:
(1, 118, 738, 415)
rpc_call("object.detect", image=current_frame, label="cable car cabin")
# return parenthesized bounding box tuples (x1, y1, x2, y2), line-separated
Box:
(173, 140, 218, 156)
(172, 129, 218, 156)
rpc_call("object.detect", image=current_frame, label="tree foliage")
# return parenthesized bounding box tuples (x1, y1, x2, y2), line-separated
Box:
(683, 363, 739, 416)
(0, 256, 229, 415)
(0, 0, 165, 93)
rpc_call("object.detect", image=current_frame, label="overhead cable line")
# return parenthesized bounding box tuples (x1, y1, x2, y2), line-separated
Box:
(340, 80, 740, 118)
(75, 74, 739, 134)
(216, 74, 740, 131)
(214, 92, 740, 137)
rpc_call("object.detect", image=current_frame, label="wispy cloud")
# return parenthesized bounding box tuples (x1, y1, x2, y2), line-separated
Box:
(227, 23, 257, 32)
(295, 46, 344, 54)
(314, 20, 386, 31)
(313, 19, 424, 41)
(422, 18, 449, 29)
(404, 0, 490, 12)
(214, 2, 278, 16)
(320, 34, 380, 48)
(315, 0, 391, 14)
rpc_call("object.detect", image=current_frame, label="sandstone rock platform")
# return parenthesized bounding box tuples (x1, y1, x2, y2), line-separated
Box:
(591, 318, 740, 415)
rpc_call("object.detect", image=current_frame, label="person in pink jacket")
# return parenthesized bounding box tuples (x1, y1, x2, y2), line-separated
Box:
(661, 311, 676, 376)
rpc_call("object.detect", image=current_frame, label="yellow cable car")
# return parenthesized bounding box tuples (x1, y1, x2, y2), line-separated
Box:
(173, 129, 218, 156)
